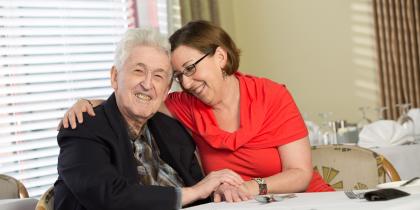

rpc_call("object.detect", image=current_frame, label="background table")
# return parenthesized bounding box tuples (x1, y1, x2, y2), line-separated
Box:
(372, 144, 420, 180)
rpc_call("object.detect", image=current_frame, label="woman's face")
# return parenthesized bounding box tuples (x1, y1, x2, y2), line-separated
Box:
(171, 45, 227, 106)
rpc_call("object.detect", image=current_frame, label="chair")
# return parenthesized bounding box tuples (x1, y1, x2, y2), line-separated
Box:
(311, 144, 401, 190)
(0, 174, 29, 199)
(35, 186, 54, 210)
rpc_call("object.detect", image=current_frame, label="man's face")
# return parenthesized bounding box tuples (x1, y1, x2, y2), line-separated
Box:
(111, 45, 172, 125)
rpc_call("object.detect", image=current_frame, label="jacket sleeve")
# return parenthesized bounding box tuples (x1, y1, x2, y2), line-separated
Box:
(57, 126, 179, 210)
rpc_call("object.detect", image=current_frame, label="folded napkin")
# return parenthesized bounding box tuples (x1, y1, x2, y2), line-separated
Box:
(408, 108, 420, 140)
(305, 121, 320, 145)
(358, 120, 414, 148)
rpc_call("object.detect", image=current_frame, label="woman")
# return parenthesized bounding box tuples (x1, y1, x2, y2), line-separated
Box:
(62, 20, 333, 202)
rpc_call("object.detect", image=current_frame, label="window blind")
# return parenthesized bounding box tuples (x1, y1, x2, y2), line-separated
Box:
(0, 0, 135, 198)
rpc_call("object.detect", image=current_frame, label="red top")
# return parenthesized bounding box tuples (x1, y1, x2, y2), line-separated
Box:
(165, 72, 333, 192)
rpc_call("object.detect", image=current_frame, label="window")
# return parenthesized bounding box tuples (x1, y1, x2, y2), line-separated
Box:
(0, 0, 180, 197)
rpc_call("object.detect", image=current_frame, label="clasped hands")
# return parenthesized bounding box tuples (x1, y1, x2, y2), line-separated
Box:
(187, 169, 254, 204)
(213, 182, 254, 203)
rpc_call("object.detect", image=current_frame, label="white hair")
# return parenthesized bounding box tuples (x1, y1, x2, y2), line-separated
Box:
(114, 28, 171, 71)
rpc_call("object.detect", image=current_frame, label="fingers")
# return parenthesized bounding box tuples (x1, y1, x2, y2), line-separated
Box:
(223, 189, 233, 202)
(76, 109, 84, 124)
(218, 173, 243, 187)
(86, 104, 96, 116)
(237, 190, 253, 201)
(214, 184, 251, 203)
(68, 111, 77, 129)
(220, 169, 244, 186)
(62, 113, 69, 128)
(213, 192, 222, 203)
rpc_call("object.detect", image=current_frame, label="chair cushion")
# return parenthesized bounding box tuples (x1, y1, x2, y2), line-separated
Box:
(0, 175, 19, 199)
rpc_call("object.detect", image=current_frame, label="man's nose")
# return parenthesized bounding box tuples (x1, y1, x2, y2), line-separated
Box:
(140, 72, 152, 90)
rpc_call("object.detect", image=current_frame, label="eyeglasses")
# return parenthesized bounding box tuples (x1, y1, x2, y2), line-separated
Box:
(172, 52, 210, 82)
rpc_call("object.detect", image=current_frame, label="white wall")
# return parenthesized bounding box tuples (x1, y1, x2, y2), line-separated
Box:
(217, 0, 380, 124)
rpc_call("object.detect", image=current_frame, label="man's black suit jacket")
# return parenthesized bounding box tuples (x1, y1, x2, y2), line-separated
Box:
(54, 93, 205, 210)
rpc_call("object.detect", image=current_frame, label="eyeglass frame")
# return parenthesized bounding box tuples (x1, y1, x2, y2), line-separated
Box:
(172, 51, 211, 82)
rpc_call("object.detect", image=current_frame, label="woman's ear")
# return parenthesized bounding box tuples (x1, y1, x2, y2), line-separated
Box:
(110, 66, 118, 90)
(214, 46, 228, 69)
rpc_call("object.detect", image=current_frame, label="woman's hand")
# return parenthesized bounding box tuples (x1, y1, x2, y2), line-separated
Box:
(213, 183, 253, 203)
(58, 99, 103, 130)
(181, 169, 244, 205)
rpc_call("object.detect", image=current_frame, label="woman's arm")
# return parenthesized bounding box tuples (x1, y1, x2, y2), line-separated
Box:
(243, 137, 313, 195)
(60, 99, 176, 130)
(213, 137, 313, 202)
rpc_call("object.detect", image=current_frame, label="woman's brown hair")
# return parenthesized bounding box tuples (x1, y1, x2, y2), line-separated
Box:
(169, 20, 240, 75)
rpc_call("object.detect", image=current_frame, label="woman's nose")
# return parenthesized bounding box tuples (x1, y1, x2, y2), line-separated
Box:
(180, 75, 194, 90)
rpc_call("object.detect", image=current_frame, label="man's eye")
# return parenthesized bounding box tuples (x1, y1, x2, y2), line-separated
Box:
(154, 74, 164, 79)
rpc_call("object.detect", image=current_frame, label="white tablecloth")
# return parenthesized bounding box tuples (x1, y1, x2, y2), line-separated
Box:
(0, 198, 38, 210)
(372, 144, 420, 180)
(184, 187, 420, 210)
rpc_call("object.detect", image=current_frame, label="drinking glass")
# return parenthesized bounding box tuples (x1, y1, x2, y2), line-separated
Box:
(318, 112, 336, 145)
(357, 106, 372, 131)
(396, 103, 415, 143)
(374, 107, 388, 121)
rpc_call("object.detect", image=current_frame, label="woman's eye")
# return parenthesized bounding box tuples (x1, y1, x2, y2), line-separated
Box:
(185, 65, 195, 73)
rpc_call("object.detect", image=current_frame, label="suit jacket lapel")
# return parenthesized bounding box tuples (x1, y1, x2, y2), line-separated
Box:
(103, 93, 138, 183)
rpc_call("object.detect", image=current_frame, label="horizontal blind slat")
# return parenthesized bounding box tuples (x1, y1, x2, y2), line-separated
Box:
(0, 71, 111, 85)
(0, 36, 121, 45)
(0, 139, 57, 154)
(0, 133, 58, 145)
(7, 166, 57, 180)
(0, 147, 59, 164)
(0, 62, 112, 75)
(0, 80, 110, 95)
(0, 27, 126, 36)
(0, 156, 58, 174)
(0, 8, 128, 18)
(0, 45, 116, 56)
(0, 18, 128, 27)
(0, 0, 126, 9)
(0, 54, 114, 66)
(0, 88, 112, 105)
(0, 110, 65, 124)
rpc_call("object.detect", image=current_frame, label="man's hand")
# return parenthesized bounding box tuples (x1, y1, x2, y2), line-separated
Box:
(181, 169, 244, 206)
(213, 183, 253, 203)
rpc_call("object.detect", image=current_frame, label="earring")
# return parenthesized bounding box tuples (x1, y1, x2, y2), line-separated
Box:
(222, 70, 227, 79)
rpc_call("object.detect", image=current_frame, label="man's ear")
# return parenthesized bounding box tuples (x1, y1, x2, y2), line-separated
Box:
(110, 66, 118, 90)
(214, 46, 228, 69)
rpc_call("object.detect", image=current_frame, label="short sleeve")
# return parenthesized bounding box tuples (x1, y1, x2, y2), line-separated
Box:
(263, 81, 308, 146)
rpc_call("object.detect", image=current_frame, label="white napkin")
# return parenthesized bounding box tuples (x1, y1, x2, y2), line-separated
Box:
(305, 121, 320, 145)
(408, 108, 420, 140)
(358, 120, 415, 148)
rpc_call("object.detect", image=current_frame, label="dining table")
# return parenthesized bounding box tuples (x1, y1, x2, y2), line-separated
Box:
(183, 186, 420, 210)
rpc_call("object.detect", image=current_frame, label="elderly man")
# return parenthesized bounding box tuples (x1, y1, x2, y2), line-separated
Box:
(54, 29, 242, 210)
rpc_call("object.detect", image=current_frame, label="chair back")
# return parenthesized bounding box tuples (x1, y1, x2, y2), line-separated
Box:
(0, 174, 29, 199)
(36, 186, 54, 210)
(311, 144, 401, 190)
